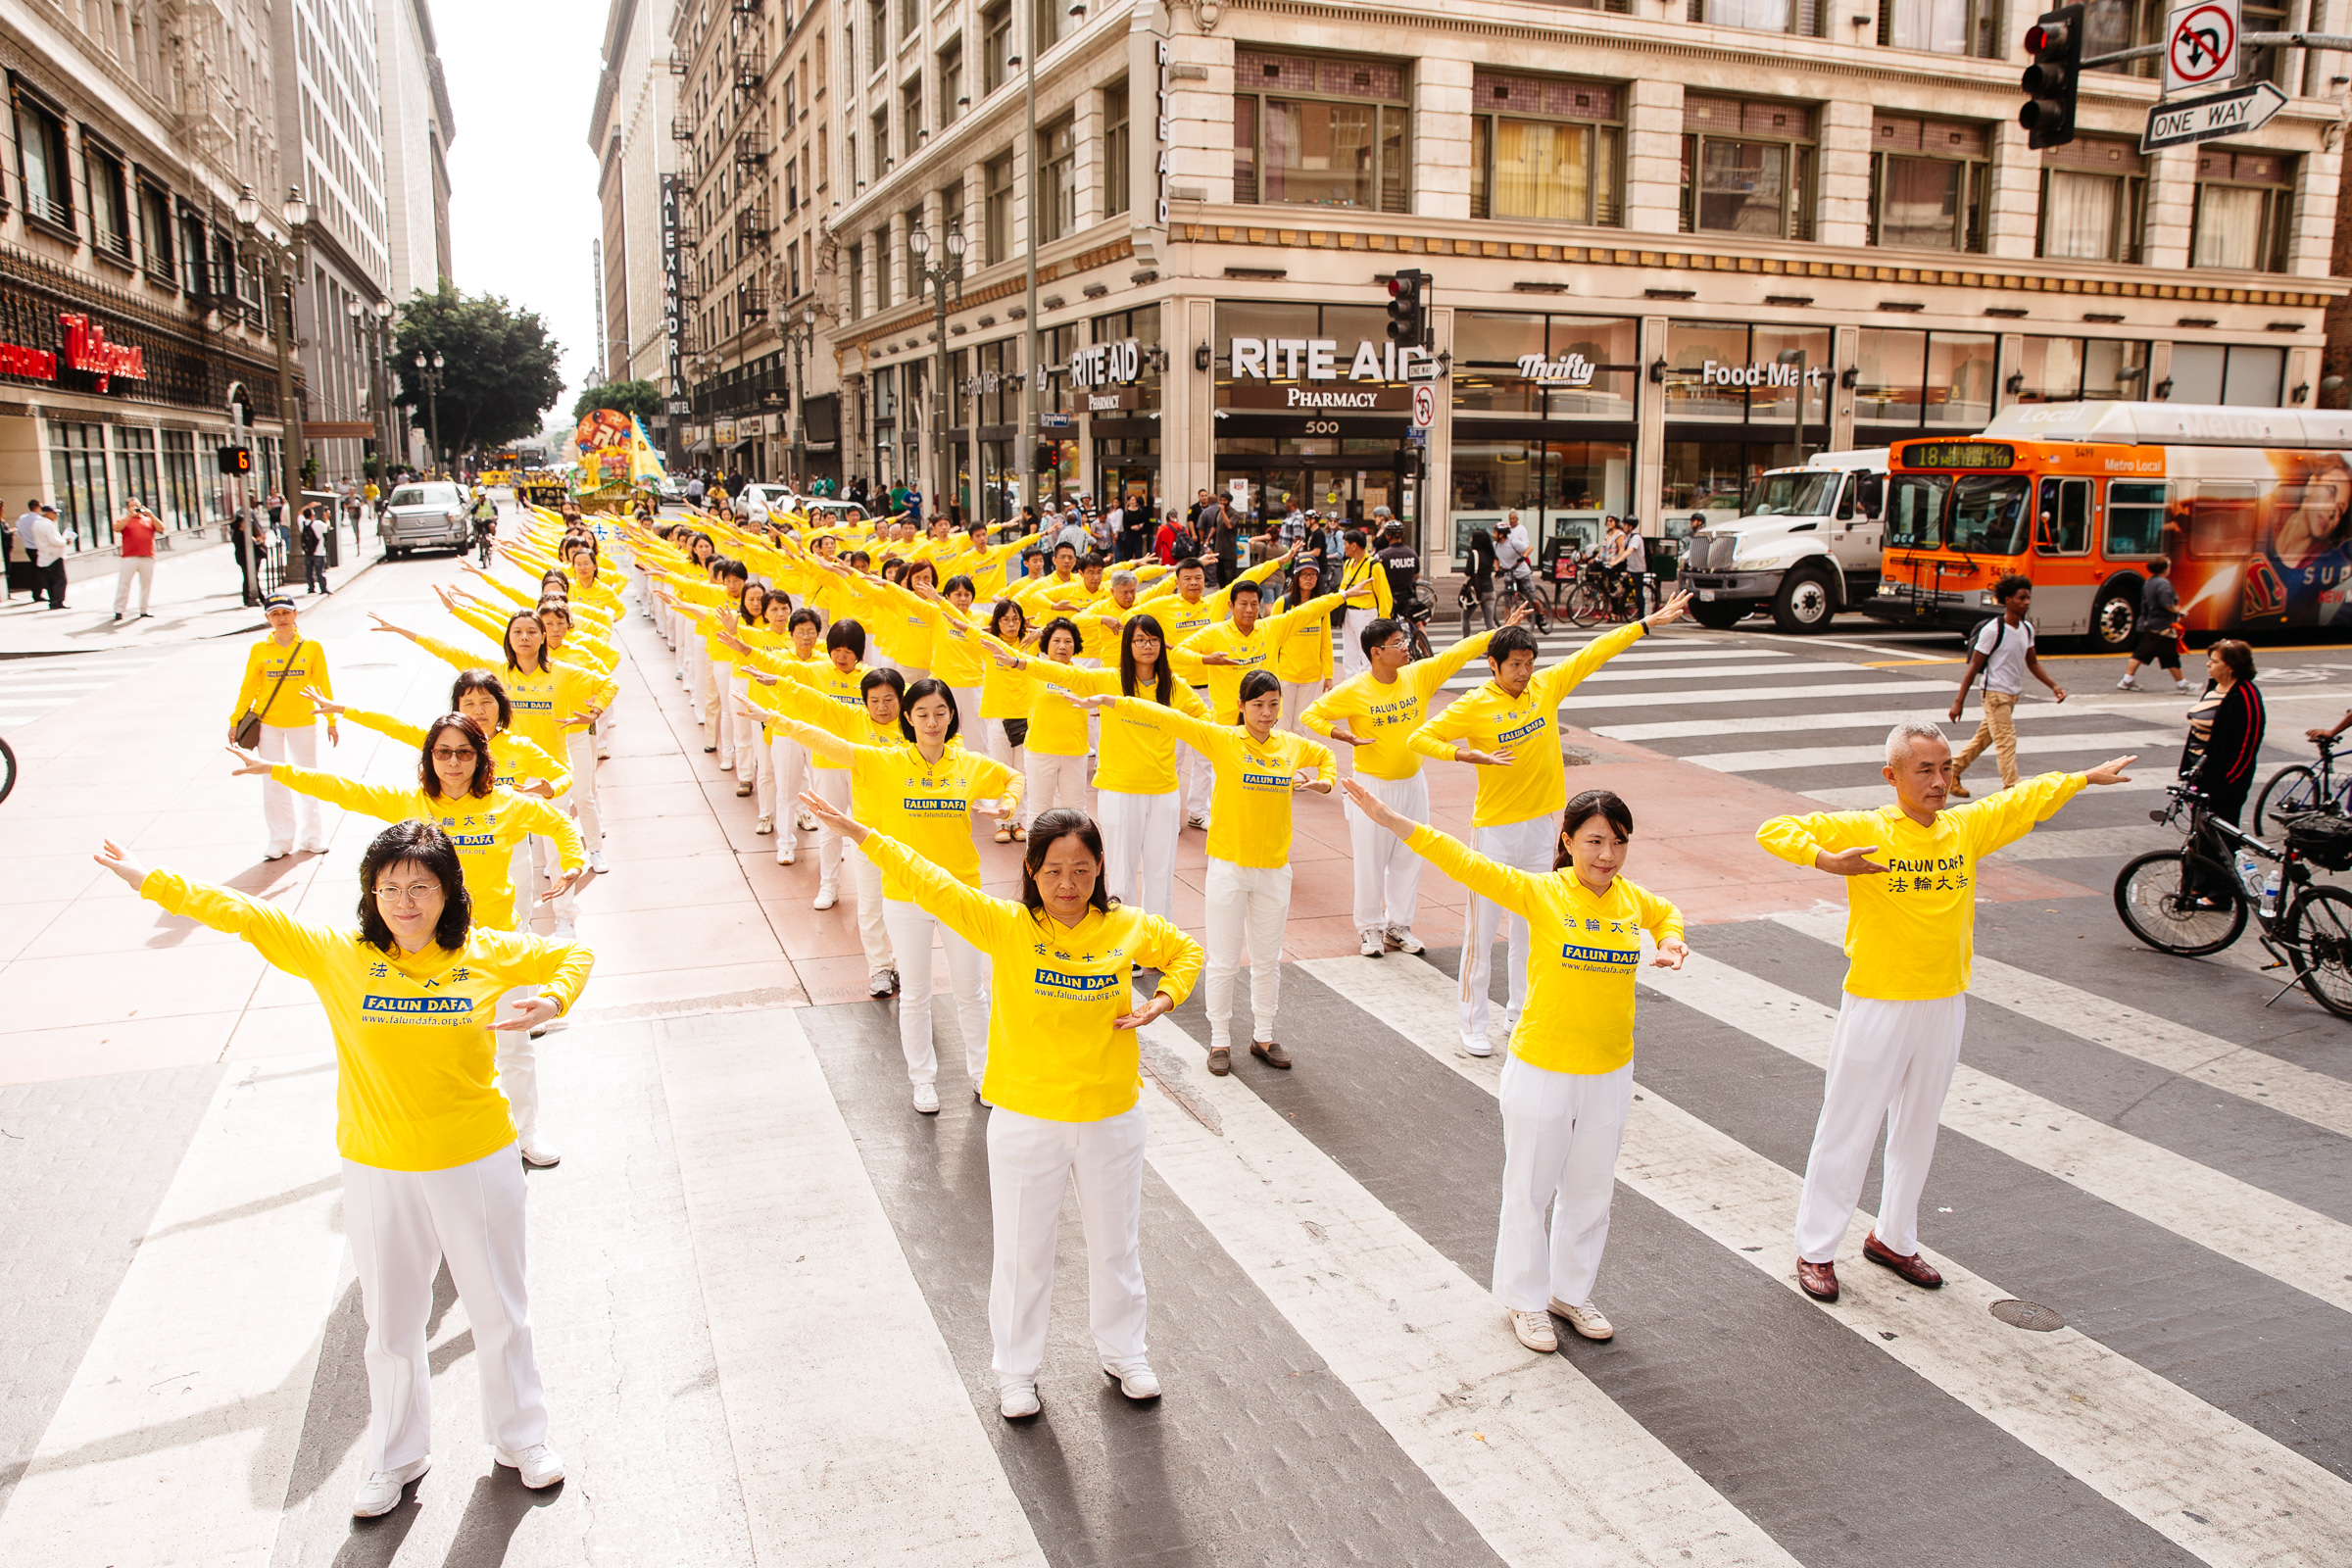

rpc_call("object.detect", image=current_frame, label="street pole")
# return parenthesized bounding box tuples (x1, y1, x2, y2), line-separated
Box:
(788, 310, 810, 488)
(415, 352, 446, 475)
(1020, 15, 1040, 519)
(237, 184, 312, 581)
(909, 224, 965, 521)
(1781, 348, 1807, 466)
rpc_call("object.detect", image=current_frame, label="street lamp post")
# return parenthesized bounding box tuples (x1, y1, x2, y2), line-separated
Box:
(781, 308, 818, 490)
(235, 182, 313, 581)
(907, 224, 964, 518)
(346, 297, 398, 487)
(413, 351, 447, 475)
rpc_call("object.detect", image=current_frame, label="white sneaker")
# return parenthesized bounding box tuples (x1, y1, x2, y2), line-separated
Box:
(2175, 680, 2193, 694)
(813, 883, 839, 910)
(1463, 1035, 1494, 1058)
(1104, 1362, 1161, 1399)
(777, 841, 796, 865)
(1509, 1309, 1558, 1353)
(351, 1455, 430, 1517)
(587, 851, 608, 874)
(869, 969, 898, 999)
(1359, 929, 1385, 957)
(754, 815, 774, 835)
(912, 1082, 940, 1114)
(519, 1141, 562, 1168)
(1000, 1383, 1041, 1419)
(1549, 1298, 1614, 1342)
(1387, 926, 1426, 956)
(495, 1442, 565, 1490)
(797, 809, 818, 831)
(718, 756, 734, 771)
(2116, 676, 2138, 691)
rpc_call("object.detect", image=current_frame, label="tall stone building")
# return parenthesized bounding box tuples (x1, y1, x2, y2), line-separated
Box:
(589, 0, 682, 442)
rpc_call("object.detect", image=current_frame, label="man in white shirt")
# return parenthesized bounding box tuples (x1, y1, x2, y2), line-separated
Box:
(11, 498, 45, 604)
(25, 503, 72, 610)
(1496, 511, 1533, 595)
(1946, 573, 2067, 797)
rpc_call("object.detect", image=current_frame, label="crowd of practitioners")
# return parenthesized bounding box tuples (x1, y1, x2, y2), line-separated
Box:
(94, 488, 2139, 1522)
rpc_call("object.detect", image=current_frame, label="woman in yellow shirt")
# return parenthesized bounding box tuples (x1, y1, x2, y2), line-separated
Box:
(228, 714, 585, 1167)
(797, 794, 1201, 1422)
(92, 819, 590, 1518)
(1345, 779, 1688, 1353)
(1075, 668, 1335, 1075)
(1004, 616, 1092, 830)
(228, 594, 338, 859)
(766, 676, 1021, 1112)
(976, 599, 1037, 842)
(749, 600, 824, 843)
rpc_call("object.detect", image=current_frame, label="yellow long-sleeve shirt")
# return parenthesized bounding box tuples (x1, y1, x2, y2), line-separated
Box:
(1408, 620, 1645, 829)
(1406, 825, 1681, 1074)
(771, 725, 1020, 898)
(1336, 551, 1394, 618)
(1300, 629, 1495, 782)
(337, 706, 570, 795)
(1756, 771, 2087, 1001)
(1268, 599, 1336, 685)
(231, 636, 333, 729)
(1035, 663, 1209, 794)
(1174, 593, 1348, 721)
(412, 633, 567, 759)
(1142, 556, 1289, 650)
(743, 658, 872, 769)
(1104, 699, 1335, 867)
(140, 868, 592, 1171)
(860, 834, 1202, 1121)
(268, 765, 585, 932)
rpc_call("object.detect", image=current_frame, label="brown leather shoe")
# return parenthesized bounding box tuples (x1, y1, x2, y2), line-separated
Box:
(1205, 1047, 1231, 1076)
(1250, 1041, 1293, 1069)
(1796, 1259, 1839, 1302)
(1863, 1232, 1944, 1288)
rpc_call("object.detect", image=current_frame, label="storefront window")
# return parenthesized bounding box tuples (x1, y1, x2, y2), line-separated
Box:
(2014, 335, 2149, 402)
(2167, 343, 2283, 407)
(115, 426, 160, 511)
(1926, 333, 1996, 425)
(1468, 73, 1623, 226)
(1663, 321, 1828, 424)
(1661, 441, 1759, 524)
(1453, 312, 1639, 421)
(162, 430, 205, 528)
(48, 421, 112, 550)
(1232, 51, 1409, 214)
(1854, 328, 1926, 425)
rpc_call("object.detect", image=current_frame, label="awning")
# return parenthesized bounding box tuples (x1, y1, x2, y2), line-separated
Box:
(687, 437, 715, 455)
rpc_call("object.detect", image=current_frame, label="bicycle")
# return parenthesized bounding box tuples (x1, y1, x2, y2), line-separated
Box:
(1494, 564, 1551, 634)
(1561, 554, 1639, 628)
(0, 732, 15, 806)
(1396, 580, 1436, 661)
(2113, 782, 2352, 1017)
(2254, 733, 2348, 834)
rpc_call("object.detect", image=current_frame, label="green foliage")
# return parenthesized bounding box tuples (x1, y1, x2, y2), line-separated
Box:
(571, 379, 665, 426)
(392, 283, 565, 458)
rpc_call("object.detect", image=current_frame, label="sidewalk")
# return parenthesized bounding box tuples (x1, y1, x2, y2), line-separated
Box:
(0, 526, 388, 658)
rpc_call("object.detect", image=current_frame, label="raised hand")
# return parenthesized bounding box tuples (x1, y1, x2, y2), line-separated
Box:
(1643, 590, 1691, 628)
(223, 745, 274, 777)
(1651, 937, 1690, 970)
(92, 837, 151, 890)
(368, 612, 415, 639)
(2083, 754, 2137, 786)
(1503, 604, 1534, 627)
(1814, 845, 1888, 876)
(798, 789, 869, 843)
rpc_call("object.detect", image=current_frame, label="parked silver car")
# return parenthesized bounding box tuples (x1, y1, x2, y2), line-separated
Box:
(377, 481, 471, 557)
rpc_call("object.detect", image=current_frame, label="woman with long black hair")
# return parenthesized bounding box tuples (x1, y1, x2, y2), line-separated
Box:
(91, 820, 592, 1518)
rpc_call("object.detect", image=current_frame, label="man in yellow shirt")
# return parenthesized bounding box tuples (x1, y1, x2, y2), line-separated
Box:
(1756, 722, 2135, 1302)
(1409, 594, 1688, 1054)
(1333, 524, 1395, 680)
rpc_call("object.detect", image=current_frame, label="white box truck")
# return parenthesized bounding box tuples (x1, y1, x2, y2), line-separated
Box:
(1675, 449, 1889, 633)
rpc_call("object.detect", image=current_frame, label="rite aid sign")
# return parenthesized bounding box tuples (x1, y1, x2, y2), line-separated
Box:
(1231, 337, 1438, 384)
(1070, 336, 1146, 390)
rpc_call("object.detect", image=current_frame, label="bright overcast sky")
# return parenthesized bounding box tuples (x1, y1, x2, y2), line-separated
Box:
(433, 1, 607, 427)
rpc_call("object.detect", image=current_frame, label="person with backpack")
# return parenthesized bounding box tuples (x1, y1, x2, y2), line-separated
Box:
(299, 504, 330, 595)
(1946, 574, 2067, 798)
(2118, 557, 2191, 694)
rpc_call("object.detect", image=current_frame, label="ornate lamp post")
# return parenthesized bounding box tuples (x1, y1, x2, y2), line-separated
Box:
(235, 182, 312, 574)
(346, 297, 399, 485)
(413, 350, 447, 475)
(780, 307, 820, 491)
(906, 224, 964, 515)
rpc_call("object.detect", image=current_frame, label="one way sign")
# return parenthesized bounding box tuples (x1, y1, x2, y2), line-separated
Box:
(2140, 79, 2287, 152)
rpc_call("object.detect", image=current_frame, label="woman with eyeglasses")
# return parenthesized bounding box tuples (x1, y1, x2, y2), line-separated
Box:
(92, 819, 592, 1521)
(225, 713, 584, 1167)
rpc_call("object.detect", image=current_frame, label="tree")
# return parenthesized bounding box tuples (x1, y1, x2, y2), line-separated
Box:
(392, 283, 565, 459)
(572, 378, 665, 426)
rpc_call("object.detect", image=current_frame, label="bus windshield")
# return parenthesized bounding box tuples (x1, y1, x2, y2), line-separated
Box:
(1747, 470, 1841, 517)
(1886, 472, 2030, 556)
(1886, 475, 1945, 548)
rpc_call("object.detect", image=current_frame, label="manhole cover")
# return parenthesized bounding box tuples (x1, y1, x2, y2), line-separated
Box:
(1560, 744, 1603, 767)
(1989, 1298, 2065, 1332)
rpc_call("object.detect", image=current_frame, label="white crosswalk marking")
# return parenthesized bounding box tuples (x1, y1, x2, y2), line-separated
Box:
(1297, 954, 2352, 1568)
(1686, 731, 2170, 774)
(0, 655, 166, 731)
(1135, 1006, 1802, 1568)
(1598, 703, 2163, 743)
(1439, 661, 1895, 693)
(1977, 823, 2175, 859)
(1773, 907, 2352, 1143)
(1446, 678, 1955, 710)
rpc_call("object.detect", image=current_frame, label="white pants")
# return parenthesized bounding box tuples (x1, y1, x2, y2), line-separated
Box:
(494, 1023, 545, 1145)
(688, 640, 714, 729)
(713, 663, 744, 766)
(1348, 771, 1428, 939)
(258, 721, 323, 853)
(1024, 751, 1089, 828)
(1494, 1055, 1634, 1312)
(1203, 858, 1293, 1052)
(1795, 994, 1967, 1264)
(949, 686, 983, 748)
(564, 729, 602, 850)
(761, 732, 809, 830)
(882, 898, 992, 1086)
(988, 1102, 1150, 1389)
(1177, 710, 1213, 822)
(113, 555, 155, 614)
(728, 672, 763, 775)
(1457, 814, 1557, 1049)
(1097, 787, 1181, 919)
(813, 768, 855, 885)
(1341, 607, 1374, 678)
(342, 1144, 547, 1473)
(982, 718, 1026, 819)
(852, 843, 893, 976)
(1279, 680, 1321, 737)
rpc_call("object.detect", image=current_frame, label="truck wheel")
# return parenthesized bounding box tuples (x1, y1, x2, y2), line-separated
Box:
(1691, 600, 1748, 630)
(2090, 585, 2139, 653)
(1771, 565, 1838, 634)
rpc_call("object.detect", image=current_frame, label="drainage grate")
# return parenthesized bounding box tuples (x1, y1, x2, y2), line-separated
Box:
(1989, 1298, 2065, 1332)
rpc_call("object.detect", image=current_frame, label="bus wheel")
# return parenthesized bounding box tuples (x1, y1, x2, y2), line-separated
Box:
(1691, 599, 1747, 630)
(1771, 565, 1838, 634)
(2090, 586, 2139, 652)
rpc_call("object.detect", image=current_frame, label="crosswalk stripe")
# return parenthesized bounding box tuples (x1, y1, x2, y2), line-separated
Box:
(0, 1054, 343, 1566)
(1439, 678, 1956, 709)
(1973, 823, 2176, 859)
(1597, 704, 2140, 743)
(1685, 731, 2169, 774)
(1295, 954, 2352, 1567)
(656, 1010, 1047, 1566)
(1803, 774, 2175, 808)
(1559, 647, 1793, 665)
(1646, 953, 2352, 1317)
(1134, 1005, 1802, 1568)
(1774, 906, 2352, 1144)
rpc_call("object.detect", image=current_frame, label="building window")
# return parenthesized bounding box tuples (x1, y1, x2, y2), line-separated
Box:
(848, 241, 865, 319)
(903, 77, 924, 142)
(2169, 342, 2284, 405)
(789, 238, 803, 298)
(1468, 73, 1622, 226)
(178, 208, 210, 294)
(871, 108, 890, 178)
(2191, 150, 2293, 272)
(2036, 137, 2145, 263)
(900, 0, 920, 36)
(1033, 0, 1066, 54)
(868, 0, 889, 72)
(940, 39, 965, 125)
(982, 3, 1012, 94)
(985, 152, 1014, 263)
(1868, 116, 1987, 253)
(1231, 52, 1410, 214)
(1851, 328, 2001, 429)
(2012, 335, 2150, 402)
(874, 224, 894, 304)
(787, 156, 801, 211)
(14, 89, 74, 232)
(115, 426, 160, 512)
(1103, 80, 1130, 218)
(48, 421, 112, 550)
(1877, 0, 1999, 55)
(1681, 97, 1815, 240)
(785, 72, 799, 123)
(1686, 0, 1827, 34)
(1039, 115, 1077, 240)
(138, 179, 175, 283)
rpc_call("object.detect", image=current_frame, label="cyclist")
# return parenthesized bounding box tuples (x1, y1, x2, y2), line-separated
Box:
(1495, 510, 1536, 608)
(470, 491, 500, 564)
(1599, 517, 1634, 620)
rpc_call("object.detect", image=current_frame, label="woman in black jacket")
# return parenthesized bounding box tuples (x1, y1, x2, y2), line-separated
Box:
(2181, 639, 2267, 824)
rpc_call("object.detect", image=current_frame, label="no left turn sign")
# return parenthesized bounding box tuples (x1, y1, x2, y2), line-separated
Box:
(2165, 0, 2237, 94)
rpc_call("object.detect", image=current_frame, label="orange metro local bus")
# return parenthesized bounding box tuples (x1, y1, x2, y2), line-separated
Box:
(1865, 401, 2352, 649)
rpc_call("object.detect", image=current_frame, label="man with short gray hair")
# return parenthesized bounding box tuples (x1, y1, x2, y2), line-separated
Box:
(1755, 721, 2135, 1303)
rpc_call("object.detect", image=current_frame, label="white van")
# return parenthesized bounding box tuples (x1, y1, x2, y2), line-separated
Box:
(1675, 449, 1889, 633)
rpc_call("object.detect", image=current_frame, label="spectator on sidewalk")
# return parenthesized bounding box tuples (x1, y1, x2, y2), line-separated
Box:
(299, 505, 330, 595)
(26, 503, 70, 610)
(114, 501, 162, 620)
(11, 497, 45, 604)
(1946, 574, 2066, 798)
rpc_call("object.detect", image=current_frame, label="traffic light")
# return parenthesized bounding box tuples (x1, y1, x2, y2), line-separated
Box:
(1386, 270, 1427, 348)
(216, 445, 252, 476)
(2020, 3, 2083, 151)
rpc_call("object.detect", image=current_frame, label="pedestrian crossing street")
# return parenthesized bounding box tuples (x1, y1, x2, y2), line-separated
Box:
(0, 653, 166, 733)
(16, 904, 2350, 1566)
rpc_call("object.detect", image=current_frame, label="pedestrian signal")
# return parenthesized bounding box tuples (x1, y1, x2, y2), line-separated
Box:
(217, 445, 253, 475)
